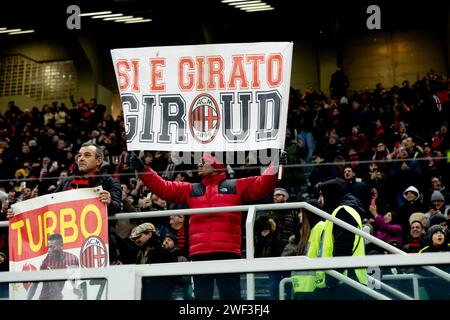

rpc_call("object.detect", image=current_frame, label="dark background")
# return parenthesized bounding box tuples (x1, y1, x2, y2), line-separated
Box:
(1, 0, 448, 47)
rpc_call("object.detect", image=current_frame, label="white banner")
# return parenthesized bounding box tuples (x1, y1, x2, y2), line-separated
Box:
(111, 42, 293, 152)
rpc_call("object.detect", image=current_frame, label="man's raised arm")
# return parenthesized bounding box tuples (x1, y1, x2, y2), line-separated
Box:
(128, 152, 191, 205)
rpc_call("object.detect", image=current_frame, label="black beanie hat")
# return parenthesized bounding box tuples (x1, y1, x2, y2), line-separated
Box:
(429, 214, 447, 227)
(426, 224, 446, 242)
(164, 233, 178, 244)
(317, 178, 347, 212)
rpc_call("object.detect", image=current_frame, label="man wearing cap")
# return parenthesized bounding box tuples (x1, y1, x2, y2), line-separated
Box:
(398, 185, 425, 242)
(131, 223, 174, 263)
(425, 191, 449, 227)
(162, 233, 185, 259)
(129, 152, 280, 300)
(130, 223, 177, 299)
(408, 212, 427, 229)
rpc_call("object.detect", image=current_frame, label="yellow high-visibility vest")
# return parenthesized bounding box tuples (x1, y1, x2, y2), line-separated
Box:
(291, 221, 326, 293)
(321, 205, 368, 285)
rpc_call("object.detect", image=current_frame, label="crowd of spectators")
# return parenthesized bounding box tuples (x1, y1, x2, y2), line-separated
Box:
(0, 68, 449, 298)
(292, 70, 450, 256)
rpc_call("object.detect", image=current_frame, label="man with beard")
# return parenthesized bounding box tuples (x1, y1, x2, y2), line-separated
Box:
(130, 222, 177, 299)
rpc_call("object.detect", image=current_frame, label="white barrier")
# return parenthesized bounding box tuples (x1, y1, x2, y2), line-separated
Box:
(1, 202, 450, 300)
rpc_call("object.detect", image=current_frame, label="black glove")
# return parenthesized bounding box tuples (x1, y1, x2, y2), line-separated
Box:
(127, 151, 146, 172)
(271, 150, 287, 174)
(278, 150, 288, 166)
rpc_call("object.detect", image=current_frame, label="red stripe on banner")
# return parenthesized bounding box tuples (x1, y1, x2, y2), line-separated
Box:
(85, 247, 89, 268)
(200, 105, 204, 132)
(85, 250, 89, 267)
(205, 106, 218, 130)
(195, 106, 200, 131)
(193, 107, 197, 130)
(82, 248, 86, 268)
(83, 250, 88, 268)
(93, 246, 98, 268)
(89, 247, 93, 268)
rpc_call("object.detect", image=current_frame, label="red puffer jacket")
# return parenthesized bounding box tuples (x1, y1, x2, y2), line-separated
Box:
(139, 165, 278, 258)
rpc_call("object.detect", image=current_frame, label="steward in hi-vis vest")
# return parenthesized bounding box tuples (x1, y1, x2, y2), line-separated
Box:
(316, 178, 368, 299)
(291, 221, 325, 294)
(321, 205, 368, 284)
(291, 199, 326, 299)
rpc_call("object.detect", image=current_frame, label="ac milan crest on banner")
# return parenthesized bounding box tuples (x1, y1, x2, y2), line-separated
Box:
(111, 42, 293, 152)
(80, 236, 108, 268)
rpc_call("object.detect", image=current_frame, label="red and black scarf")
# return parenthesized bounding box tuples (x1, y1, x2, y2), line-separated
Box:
(68, 170, 98, 190)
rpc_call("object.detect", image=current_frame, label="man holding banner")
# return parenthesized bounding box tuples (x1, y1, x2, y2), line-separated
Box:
(8, 142, 122, 218)
(112, 42, 293, 299)
(7, 141, 119, 299)
(9, 142, 123, 261)
(54, 142, 123, 263)
(54, 142, 122, 213)
(8, 185, 111, 300)
(129, 151, 282, 299)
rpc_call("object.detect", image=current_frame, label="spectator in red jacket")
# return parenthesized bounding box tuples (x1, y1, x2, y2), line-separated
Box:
(129, 152, 280, 300)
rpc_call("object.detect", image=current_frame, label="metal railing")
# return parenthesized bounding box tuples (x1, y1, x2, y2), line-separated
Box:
(1, 253, 449, 300)
(382, 273, 429, 300)
(279, 274, 417, 300)
(1, 202, 450, 300)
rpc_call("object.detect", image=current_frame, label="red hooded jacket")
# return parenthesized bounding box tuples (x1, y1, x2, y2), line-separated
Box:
(139, 165, 278, 258)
